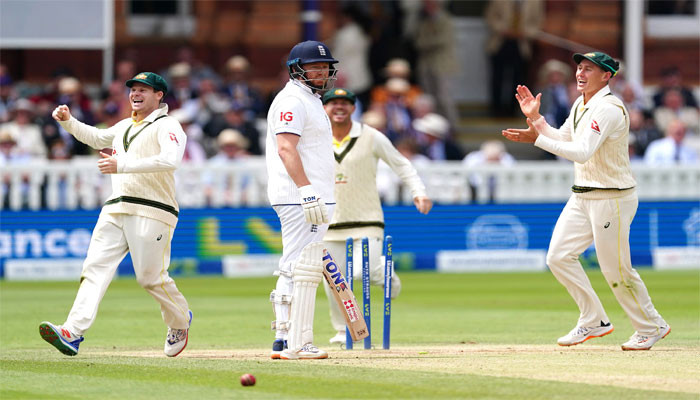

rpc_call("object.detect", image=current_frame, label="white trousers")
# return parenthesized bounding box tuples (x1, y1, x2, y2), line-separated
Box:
(272, 205, 333, 339)
(547, 191, 666, 335)
(64, 212, 190, 336)
(322, 236, 401, 333)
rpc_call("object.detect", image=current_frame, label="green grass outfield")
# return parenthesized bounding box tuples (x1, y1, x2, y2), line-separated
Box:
(1, 270, 698, 399)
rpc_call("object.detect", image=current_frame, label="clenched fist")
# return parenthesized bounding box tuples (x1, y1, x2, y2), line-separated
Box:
(52, 105, 72, 122)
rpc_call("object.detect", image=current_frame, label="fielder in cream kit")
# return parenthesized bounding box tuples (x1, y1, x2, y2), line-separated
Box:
(503, 52, 670, 350)
(321, 88, 432, 344)
(40, 72, 192, 357)
(266, 40, 338, 360)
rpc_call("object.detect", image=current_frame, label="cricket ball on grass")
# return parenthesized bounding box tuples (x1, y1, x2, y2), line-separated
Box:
(240, 373, 256, 386)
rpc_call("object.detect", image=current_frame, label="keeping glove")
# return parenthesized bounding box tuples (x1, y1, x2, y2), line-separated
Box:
(298, 185, 328, 225)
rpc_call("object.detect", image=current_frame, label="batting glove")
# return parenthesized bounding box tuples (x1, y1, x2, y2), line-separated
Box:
(298, 185, 328, 225)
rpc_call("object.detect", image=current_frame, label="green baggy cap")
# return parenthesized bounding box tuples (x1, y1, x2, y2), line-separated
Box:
(573, 52, 620, 76)
(322, 88, 356, 105)
(125, 72, 168, 94)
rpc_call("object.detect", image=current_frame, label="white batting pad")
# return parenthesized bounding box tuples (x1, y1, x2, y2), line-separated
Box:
(287, 242, 324, 352)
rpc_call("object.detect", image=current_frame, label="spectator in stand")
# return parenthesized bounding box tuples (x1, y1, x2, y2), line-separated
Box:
(644, 119, 698, 164)
(361, 109, 388, 132)
(55, 77, 94, 155)
(223, 55, 265, 119)
(168, 46, 221, 89)
(181, 77, 229, 129)
(34, 98, 63, 150)
(652, 66, 698, 109)
(211, 128, 250, 161)
(538, 60, 572, 129)
(0, 64, 16, 123)
(330, 4, 373, 107)
(100, 80, 132, 122)
(370, 58, 423, 109)
(203, 101, 261, 156)
(410, 93, 436, 120)
(463, 140, 516, 202)
(163, 62, 197, 110)
(608, 61, 646, 113)
(204, 128, 253, 207)
(0, 130, 30, 165)
(169, 109, 207, 164)
(412, 112, 463, 160)
(653, 89, 699, 135)
(113, 59, 137, 96)
(1, 98, 47, 158)
(485, 0, 544, 116)
(382, 78, 414, 142)
(628, 109, 663, 157)
(48, 139, 72, 161)
(414, 0, 459, 125)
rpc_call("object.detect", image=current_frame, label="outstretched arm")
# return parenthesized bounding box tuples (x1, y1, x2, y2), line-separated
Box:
(53, 104, 116, 149)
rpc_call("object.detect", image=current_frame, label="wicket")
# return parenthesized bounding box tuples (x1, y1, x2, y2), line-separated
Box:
(345, 235, 392, 350)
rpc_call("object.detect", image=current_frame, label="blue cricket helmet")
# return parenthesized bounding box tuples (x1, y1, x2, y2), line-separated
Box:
(286, 40, 339, 91)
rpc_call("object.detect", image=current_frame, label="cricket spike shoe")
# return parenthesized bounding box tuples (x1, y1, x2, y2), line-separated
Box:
(164, 310, 192, 357)
(270, 339, 288, 359)
(621, 325, 671, 351)
(280, 343, 328, 360)
(329, 331, 346, 345)
(39, 322, 84, 356)
(557, 321, 614, 346)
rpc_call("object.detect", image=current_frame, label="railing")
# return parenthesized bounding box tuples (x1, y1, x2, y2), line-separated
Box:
(1, 159, 698, 211)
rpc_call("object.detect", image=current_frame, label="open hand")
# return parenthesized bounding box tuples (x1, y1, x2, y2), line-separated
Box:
(514, 85, 541, 120)
(502, 118, 539, 143)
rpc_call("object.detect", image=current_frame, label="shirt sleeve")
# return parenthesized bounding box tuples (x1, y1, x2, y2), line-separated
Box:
(534, 103, 623, 164)
(531, 108, 573, 142)
(371, 127, 427, 198)
(118, 119, 187, 173)
(59, 117, 118, 149)
(270, 95, 306, 136)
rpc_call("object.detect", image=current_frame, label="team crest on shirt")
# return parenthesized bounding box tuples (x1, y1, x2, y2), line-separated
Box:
(335, 172, 347, 184)
(591, 120, 601, 134)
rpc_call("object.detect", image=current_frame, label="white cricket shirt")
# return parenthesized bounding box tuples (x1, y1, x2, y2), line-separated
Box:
(533, 85, 636, 190)
(265, 79, 335, 206)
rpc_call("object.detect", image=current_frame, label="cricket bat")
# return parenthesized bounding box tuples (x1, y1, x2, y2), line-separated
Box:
(322, 249, 369, 342)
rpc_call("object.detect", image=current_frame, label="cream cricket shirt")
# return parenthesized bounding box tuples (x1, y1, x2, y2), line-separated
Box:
(59, 104, 186, 227)
(532, 85, 636, 190)
(265, 79, 335, 206)
(324, 121, 426, 241)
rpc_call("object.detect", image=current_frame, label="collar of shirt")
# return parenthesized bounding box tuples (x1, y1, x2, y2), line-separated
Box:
(333, 121, 362, 149)
(288, 79, 321, 99)
(579, 85, 612, 111)
(131, 104, 169, 126)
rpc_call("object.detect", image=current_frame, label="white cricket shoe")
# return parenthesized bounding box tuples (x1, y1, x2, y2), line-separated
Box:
(621, 325, 671, 351)
(329, 331, 346, 345)
(164, 310, 192, 357)
(557, 322, 614, 346)
(280, 343, 328, 360)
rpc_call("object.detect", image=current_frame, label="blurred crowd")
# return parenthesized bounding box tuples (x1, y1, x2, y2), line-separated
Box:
(1, 0, 698, 170)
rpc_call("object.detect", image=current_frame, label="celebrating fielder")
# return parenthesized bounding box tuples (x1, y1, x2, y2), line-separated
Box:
(266, 40, 338, 360)
(502, 52, 670, 350)
(40, 72, 192, 357)
(321, 88, 432, 345)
